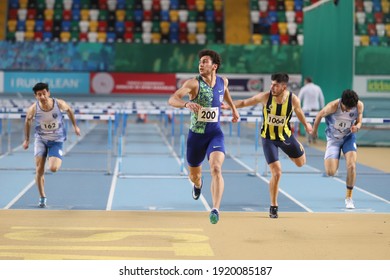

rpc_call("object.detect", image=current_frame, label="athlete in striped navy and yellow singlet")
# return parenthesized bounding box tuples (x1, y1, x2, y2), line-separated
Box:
(168, 49, 239, 224)
(230, 73, 312, 219)
(261, 90, 294, 141)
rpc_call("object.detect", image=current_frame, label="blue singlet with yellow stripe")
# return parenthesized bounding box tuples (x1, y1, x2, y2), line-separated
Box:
(261, 91, 293, 141)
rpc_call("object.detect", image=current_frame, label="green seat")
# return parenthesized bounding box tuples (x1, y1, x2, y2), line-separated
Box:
(152, 21, 160, 33)
(54, 0, 63, 9)
(206, 21, 215, 33)
(80, 0, 91, 9)
(277, 11, 286, 23)
(356, 23, 368, 35)
(188, 11, 197, 21)
(133, 32, 142, 43)
(71, 21, 80, 32)
(262, 35, 271, 45)
(54, 9, 62, 21)
(99, 10, 108, 21)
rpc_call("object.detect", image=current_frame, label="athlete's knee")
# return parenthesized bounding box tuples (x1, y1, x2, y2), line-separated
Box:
(189, 173, 202, 184)
(325, 168, 338, 177)
(209, 164, 222, 177)
(346, 162, 356, 173)
(293, 155, 306, 167)
(49, 164, 60, 173)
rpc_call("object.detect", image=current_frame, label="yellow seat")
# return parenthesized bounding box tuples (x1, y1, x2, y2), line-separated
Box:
(60, 31, 71, 42)
(80, 9, 90, 21)
(285, 0, 294, 11)
(169, 10, 179, 22)
(360, 35, 370, 46)
(7, 20, 17, 32)
(97, 32, 107, 43)
(252, 34, 262, 44)
(196, 21, 206, 33)
(89, 21, 98, 32)
(116, 10, 126, 21)
(26, 20, 35, 32)
(187, 33, 197, 44)
(44, 9, 54, 20)
(278, 22, 288, 35)
(160, 21, 170, 34)
(24, 31, 35, 41)
(195, 0, 206, 12)
(151, 33, 161, 43)
(385, 24, 390, 36)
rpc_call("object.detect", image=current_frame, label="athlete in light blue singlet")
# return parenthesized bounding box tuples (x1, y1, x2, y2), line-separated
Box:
(312, 89, 364, 209)
(23, 82, 81, 208)
(169, 49, 239, 224)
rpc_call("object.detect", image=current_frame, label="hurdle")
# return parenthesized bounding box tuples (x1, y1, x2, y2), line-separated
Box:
(0, 113, 115, 174)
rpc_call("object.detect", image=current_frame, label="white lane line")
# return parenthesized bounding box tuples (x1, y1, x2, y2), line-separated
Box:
(156, 124, 211, 212)
(3, 122, 96, 209)
(229, 154, 314, 213)
(106, 158, 119, 211)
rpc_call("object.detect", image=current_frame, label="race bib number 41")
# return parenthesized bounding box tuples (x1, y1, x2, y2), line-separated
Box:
(40, 121, 60, 131)
(266, 114, 286, 126)
(198, 107, 219, 122)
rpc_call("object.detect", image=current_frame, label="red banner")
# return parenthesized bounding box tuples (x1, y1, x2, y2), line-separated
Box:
(90, 72, 177, 94)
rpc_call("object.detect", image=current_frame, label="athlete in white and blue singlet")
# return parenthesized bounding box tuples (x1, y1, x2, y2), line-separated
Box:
(168, 49, 239, 224)
(311, 89, 364, 209)
(23, 82, 81, 208)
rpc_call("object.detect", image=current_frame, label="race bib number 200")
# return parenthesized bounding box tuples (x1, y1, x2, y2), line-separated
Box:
(198, 107, 219, 122)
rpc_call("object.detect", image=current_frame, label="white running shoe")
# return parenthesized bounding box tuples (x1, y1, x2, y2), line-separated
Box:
(345, 198, 355, 209)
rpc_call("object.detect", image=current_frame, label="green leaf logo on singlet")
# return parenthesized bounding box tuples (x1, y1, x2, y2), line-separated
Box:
(190, 78, 214, 134)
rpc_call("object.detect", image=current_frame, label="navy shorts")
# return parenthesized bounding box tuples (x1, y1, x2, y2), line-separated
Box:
(262, 135, 304, 164)
(186, 129, 225, 167)
(34, 138, 64, 159)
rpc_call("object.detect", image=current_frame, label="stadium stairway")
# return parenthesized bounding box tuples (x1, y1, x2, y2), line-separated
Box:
(225, 0, 251, 44)
(0, 1, 7, 40)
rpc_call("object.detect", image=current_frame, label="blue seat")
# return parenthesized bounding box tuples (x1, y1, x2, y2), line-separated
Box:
(294, 0, 303, 11)
(160, 10, 169, 21)
(9, 0, 19, 9)
(370, 35, 380, 46)
(268, 11, 278, 23)
(170, 0, 179, 10)
(170, 22, 179, 33)
(72, 0, 81, 9)
(115, 21, 125, 33)
(35, 20, 44, 32)
(169, 32, 179, 43)
(106, 32, 116, 43)
(72, 9, 81, 21)
(205, 10, 214, 22)
(61, 21, 71, 31)
(134, 10, 143, 22)
(271, 34, 280, 45)
(17, 20, 26, 31)
(43, 31, 52, 41)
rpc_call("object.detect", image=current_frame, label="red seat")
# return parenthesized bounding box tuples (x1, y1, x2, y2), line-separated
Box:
(63, 10, 72, 21)
(8, 9, 18, 20)
(124, 21, 134, 32)
(98, 21, 107, 32)
(44, 20, 53, 32)
(280, 34, 290, 45)
(27, 9, 36, 20)
(124, 31, 133, 42)
(295, 11, 303, 23)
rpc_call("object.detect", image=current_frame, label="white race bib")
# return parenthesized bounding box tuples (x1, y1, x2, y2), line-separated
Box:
(40, 120, 60, 131)
(334, 119, 351, 131)
(266, 114, 286, 127)
(197, 107, 219, 122)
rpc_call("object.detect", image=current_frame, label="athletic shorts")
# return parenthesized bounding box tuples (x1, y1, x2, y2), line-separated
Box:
(186, 129, 225, 167)
(34, 138, 64, 159)
(324, 133, 357, 160)
(261, 135, 304, 164)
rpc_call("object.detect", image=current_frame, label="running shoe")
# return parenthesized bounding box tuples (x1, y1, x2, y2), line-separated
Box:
(209, 209, 219, 224)
(345, 198, 355, 209)
(39, 197, 47, 208)
(269, 206, 278, 218)
(192, 179, 203, 200)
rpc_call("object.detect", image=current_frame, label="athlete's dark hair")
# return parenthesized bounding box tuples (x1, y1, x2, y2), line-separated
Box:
(271, 73, 289, 84)
(198, 49, 222, 72)
(341, 89, 359, 108)
(32, 82, 49, 94)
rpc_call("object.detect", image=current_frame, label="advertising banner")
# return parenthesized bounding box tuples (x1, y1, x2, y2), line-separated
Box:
(354, 75, 390, 97)
(90, 72, 177, 94)
(3, 72, 90, 94)
(0, 71, 3, 93)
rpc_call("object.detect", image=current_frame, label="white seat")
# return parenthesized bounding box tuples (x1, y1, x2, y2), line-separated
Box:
(363, 1, 373, 13)
(142, 32, 152, 43)
(45, 0, 55, 9)
(287, 22, 297, 36)
(354, 35, 361, 46)
(187, 22, 197, 33)
(17, 9, 27, 21)
(142, 0, 153, 10)
(250, 11, 260, 23)
(142, 21, 152, 33)
(376, 23, 385, 36)
(79, 21, 90, 33)
(258, 0, 268, 12)
(196, 33, 207, 44)
(87, 32, 98, 42)
(107, 0, 117, 11)
(89, 10, 99, 21)
(286, 11, 295, 23)
(63, 0, 73, 10)
(160, 0, 170, 11)
(15, 31, 25, 42)
(297, 34, 304, 46)
(178, 10, 189, 22)
(356, 11, 366, 24)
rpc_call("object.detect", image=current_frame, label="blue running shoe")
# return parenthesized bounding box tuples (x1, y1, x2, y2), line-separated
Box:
(192, 179, 202, 200)
(39, 197, 47, 208)
(209, 209, 219, 224)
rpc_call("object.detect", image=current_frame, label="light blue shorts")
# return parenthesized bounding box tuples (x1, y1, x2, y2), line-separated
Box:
(324, 133, 357, 160)
(34, 138, 64, 159)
